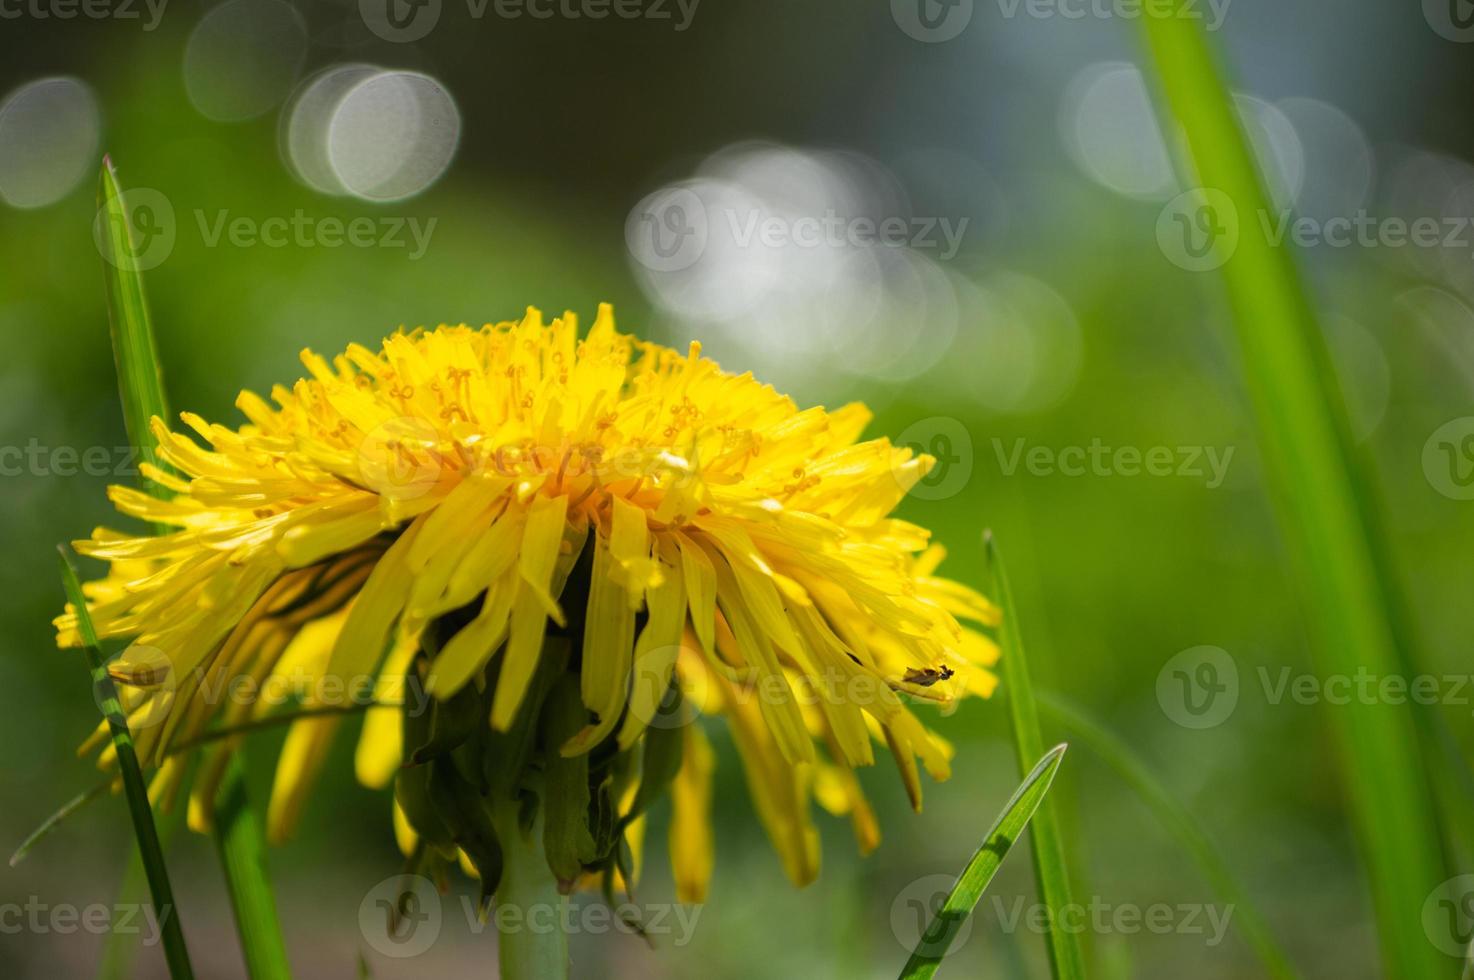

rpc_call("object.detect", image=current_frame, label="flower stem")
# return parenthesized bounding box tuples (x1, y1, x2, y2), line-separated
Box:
(491, 800, 569, 980)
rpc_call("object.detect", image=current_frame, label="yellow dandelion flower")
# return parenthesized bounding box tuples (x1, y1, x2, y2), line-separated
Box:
(55, 304, 999, 902)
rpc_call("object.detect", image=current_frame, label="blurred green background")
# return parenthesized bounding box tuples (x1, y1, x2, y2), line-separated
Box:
(4, 1, 1474, 977)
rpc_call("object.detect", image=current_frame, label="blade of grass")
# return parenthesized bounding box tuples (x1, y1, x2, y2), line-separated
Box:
(97, 155, 170, 502)
(982, 533, 1086, 980)
(99, 156, 291, 980)
(1137, 9, 1450, 976)
(1037, 692, 1300, 980)
(9, 780, 113, 867)
(898, 744, 1068, 980)
(60, 547, 195, 980)
(100, 795, 188, 980)
(214, 761, 291, 980)
(14, 702, 387, 868)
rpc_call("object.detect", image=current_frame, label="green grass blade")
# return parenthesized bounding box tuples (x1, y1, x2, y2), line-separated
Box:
(898, 744, 1068, 980)
(9, 780, 113, 867)
(982, 533, 1086, 980)
(59, 547, 195, 980)
(1037, 693, 1300, 980)
(214, 760, 292, 980)
(1137, 9, 1450, 976)
(98, 157, 291, 980)
(97, 156, 170, 499)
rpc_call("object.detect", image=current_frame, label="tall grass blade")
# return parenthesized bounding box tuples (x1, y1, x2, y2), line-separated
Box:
(59, 547, 195, 980)
(97, 156, 171, 500)
(1137, 9, 1450, 976)
(98, 157, 291, 979)
(982, 533, 1086, 979)
(898, 744, 1068, 980)
(1037, 693, 1300, 980)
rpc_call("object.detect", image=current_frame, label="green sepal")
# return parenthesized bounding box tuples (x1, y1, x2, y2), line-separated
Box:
(540, 675, 596, 889)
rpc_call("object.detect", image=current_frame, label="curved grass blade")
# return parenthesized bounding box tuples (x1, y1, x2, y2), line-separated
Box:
(14, 703, 389, 867)
(982, 533, 1085, 980)
(60, 547, 195, 980)
(1137, 9, 1450, 976)
(1037, 693, 1300, 980)
(898, 744, 1068, 980)
(98, 157, 290, 980)
(9, 779, 113, 867)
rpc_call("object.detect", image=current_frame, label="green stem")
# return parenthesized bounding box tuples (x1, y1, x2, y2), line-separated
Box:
(60, 548, 195, 980)
(212, 758, 291, 980)
(1136, 9, 1449, 976)
(491, 801, 570, 980)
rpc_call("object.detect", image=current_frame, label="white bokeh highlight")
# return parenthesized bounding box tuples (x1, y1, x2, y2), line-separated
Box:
(0, 78, 101, 209)
(326, 71, 461, 202)
(184, 0, 308, 123)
